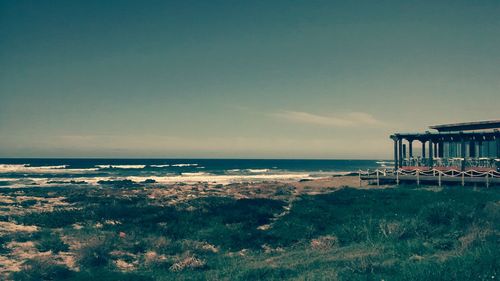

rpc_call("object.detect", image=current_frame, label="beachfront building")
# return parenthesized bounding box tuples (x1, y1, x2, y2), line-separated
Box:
(391, 120, 500, 172)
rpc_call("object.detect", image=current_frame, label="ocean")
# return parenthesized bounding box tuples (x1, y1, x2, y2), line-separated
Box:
(0, 159, 383, 187)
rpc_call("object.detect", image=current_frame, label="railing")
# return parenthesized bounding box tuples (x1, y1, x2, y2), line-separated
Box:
(359, 167, 500, 187)
(401, 157, 499, 169)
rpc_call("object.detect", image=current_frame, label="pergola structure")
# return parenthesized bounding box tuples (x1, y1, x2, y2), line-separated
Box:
(390, 120, 500, 171)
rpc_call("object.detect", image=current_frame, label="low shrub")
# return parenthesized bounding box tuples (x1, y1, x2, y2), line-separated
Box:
(274, 186, 294, 196)
(97, 179, 142, 188)
(71, 269, 154, 281)
(16, 209, 84, 228)
(420, 201, 457, 226)
(0, 235, 10, 254)
(77, 236, 114, 268)
(19, 199, 38, 207)
(11, 258, 73, 281)
(35, 230, 69, 253)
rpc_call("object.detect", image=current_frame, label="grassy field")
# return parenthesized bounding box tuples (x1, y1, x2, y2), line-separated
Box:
(0, 181, 499, 280)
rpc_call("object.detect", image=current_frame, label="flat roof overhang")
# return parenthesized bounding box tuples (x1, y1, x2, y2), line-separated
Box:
(429, 120, 500, 132)
(390, 130, 500, 142)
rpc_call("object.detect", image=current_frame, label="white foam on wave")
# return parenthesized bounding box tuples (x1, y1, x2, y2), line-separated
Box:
(247, 169, 270, 173)
(0, 164, 28, 171)
(0, 167, 359, 188)
(150, 164, 170, 168)
(0, 164, 98, 174)
(96, 165, 146, 169)
(37, 165, 68, 169)
(0, 171, 315, 188)
(171, 163, 198, 167)
(0, 177, 64, 188)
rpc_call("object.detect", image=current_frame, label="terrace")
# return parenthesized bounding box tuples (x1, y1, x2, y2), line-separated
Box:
(362, 120, 500, 186)
(391, 120, 500, 171)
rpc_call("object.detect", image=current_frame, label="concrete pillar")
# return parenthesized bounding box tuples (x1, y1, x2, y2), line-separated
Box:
(398, 139, 403, 168)
(469, 141, 475, 157)
(402, 144, 407, 163)
(393, 139, 398, 170)
(477, 140, 483, 157)
(486, 139, 490, 157)
(409, 140, 413, 158)
(421, 141, 426, 159)
(461, 137, 466, 171)
(428, 140, 433, 168)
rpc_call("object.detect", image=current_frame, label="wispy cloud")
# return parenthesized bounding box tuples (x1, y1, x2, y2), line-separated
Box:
(272, 110, 384, 127)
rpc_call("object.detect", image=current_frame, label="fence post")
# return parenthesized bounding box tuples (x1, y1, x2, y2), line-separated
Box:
(416, 170, 420, 186)
(486, 173, 489, 188)
(438, 171, 442, 187)
(396, 169, 400, 185)
(461, 172, 465, 187)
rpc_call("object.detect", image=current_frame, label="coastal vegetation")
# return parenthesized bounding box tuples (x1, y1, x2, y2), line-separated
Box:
(0, 180, 498, 280)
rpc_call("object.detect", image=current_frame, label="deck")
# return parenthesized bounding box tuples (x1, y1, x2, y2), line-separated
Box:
(362, 174, 500, 186)
(360, 168, 500, 187)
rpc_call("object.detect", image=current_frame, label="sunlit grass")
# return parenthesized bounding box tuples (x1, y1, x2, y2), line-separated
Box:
(2, 184, 499, 280)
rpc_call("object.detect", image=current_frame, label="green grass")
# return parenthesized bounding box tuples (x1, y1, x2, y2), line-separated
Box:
(34, 230, 69, 253)
(3, 184, 499, 280)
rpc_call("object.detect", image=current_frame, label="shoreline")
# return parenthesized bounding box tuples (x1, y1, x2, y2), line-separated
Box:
(0, 172, 365, 189)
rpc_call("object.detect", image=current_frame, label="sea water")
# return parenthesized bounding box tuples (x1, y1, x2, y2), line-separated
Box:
(0, 159, 382, 187)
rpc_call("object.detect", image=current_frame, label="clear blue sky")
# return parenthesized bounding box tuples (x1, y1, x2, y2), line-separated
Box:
(1, 0, 499, 158)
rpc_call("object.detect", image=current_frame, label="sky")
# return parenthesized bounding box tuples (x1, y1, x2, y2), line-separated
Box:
(0, 0, 499, 159)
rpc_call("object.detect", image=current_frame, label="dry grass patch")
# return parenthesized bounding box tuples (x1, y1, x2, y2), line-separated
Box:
(458, 224, 496, 251)
(0, 222, 38, 235)
(169, 256, 206, 272)
(310, 235, 339, 251)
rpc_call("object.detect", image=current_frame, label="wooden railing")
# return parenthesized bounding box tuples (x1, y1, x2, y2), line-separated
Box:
(401, 158, 499, 169)
(359, 167, 500, 187)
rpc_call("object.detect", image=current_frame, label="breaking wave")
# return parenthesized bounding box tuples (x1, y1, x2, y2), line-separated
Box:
(95, 165, 146, 169)
(0, 164, 99, 174)
(247, 169, 270, 173)
(171, 163, 198, 167)
(0, 159, 379, 188)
